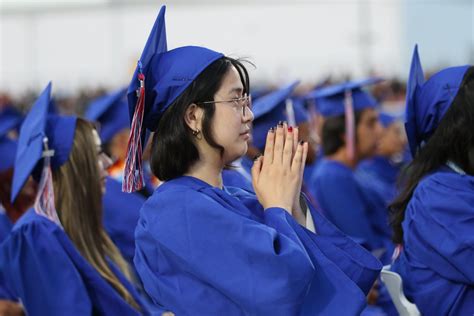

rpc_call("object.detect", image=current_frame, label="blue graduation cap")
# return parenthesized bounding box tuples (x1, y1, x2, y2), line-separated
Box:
(0, 107, 23, 137)
(405, 45, 470, 156)
(251, 81, 300, 150)
(123, 5, 224, 192)
(305, 77, 383, 117)
(0, 107, 23, 172)
(10, 82, 77, 203)
(85, 87, 128, 143)
(379, 112, 400, 128)
(305, 78, 383, 161)
(0, 138, 17, 172)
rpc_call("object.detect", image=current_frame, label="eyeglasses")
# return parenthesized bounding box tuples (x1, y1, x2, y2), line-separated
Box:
(198, 94, 252, 117)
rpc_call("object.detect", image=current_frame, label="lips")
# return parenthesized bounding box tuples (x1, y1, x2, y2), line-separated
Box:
(240, 129, 250, 136)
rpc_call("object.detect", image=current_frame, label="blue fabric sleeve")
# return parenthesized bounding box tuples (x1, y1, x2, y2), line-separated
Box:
(0, 220, 92, 316)
(134, 191, 316, 315)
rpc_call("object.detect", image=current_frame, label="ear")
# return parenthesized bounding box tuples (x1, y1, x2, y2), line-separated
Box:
(184, 103, 204, 131)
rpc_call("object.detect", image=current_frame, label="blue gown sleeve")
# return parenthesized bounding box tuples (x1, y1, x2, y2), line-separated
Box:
(304, 202, 382, 294)
(134, 190, 316, 315)
(404, 174, 474, 284)
(0, 219, 93, 316)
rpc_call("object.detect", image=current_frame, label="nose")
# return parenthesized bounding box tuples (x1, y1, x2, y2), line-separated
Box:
(100, 152, 113, 170)
(375, 120, 383, 139)
(243, 106, 254, 123)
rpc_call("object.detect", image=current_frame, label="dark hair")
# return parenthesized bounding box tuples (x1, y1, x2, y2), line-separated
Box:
(150, 56, 250, 181)
(321, 111, 363, 156)
(390, 66, 474, 244)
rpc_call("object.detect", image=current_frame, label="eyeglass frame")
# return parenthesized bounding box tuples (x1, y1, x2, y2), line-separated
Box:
(197, 94, 252, 117)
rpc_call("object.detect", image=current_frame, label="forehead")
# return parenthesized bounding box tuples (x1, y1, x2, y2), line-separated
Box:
(217, 66, 244, 96)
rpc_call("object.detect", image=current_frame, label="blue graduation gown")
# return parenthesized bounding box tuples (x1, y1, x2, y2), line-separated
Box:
(310, 159, 382, 251)
(355, 156, 401, 263)
(103, 176, 146, 265)
(0, 209, 148, 316)
(0, 208, 14, 300)
(0, 211, 12, 243)
(222, 169, 254, 192)
(392, 167, 474, 315)
(134, 175, 381, 315)
(240, 155, 254, 175)
(222, 159, 254, 192)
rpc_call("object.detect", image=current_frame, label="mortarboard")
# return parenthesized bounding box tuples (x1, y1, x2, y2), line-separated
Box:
(305, 78, 383, 161)
(251, 81, 300, 150)
(305, 78, 382, 118)
(85, 87, 128, 143)
(0, 107, 23, 137)
(404, 45, 470, 156)
(11, 82, 77, 207)
(0, 138, 17, 172)
(378, 111, 403, 128)
(0, 107, 23, 172)
(123, 5, 224, 192)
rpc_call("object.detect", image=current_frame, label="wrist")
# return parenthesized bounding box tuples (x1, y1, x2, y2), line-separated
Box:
(263, 204, 293, 213)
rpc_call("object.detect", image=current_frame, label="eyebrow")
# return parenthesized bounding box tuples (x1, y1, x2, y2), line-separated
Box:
(228, 87, 244, 95)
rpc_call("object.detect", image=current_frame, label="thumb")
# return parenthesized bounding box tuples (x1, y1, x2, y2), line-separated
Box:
(251, 155, 263, 189)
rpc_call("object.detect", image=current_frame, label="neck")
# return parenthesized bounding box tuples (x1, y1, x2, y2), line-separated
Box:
(184, 153, 223, 188)
(327, 146, 358, 169)
(245, 145, 260, 160)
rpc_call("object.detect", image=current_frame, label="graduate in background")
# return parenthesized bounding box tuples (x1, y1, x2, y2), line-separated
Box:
(390, 46, 474, 315)
(0, 106, 24, 241)
(307, 80, 399, 315)
(85, 88, 158, 197)
(308, 79, 384, 252)
(0, 107, 26, 315)
(85, 89, 147, 266)
(355, 111, 407, 263)
(0, 83, 149, 315)
(128, 6, 381, 315)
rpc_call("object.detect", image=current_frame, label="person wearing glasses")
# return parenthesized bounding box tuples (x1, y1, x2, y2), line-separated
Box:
(129, 6, 381, 315)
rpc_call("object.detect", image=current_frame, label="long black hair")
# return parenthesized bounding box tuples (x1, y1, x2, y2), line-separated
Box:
(390, 66, 474, 244)
(150, 56, 250, 181)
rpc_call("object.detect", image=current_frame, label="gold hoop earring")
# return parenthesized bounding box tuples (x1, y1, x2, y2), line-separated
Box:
(192, 128, 202, 140)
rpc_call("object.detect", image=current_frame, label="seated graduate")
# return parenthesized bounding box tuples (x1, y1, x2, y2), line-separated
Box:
(0, 106, 25, 242)
(390, 46, 474, 315)
(85, 88, 147, 266)
(308, 79, 387, 253)
(127, 6, 381, 315)
(0, 83, 149, 315)
(355, 111, 407, 261)
(0, 107, 26, 315)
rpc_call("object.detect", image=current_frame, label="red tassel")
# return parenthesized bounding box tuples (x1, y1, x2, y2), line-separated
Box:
(344, 90, 355, 162)
(122, 72, 146, 192)
(34, 138, 62, 227)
